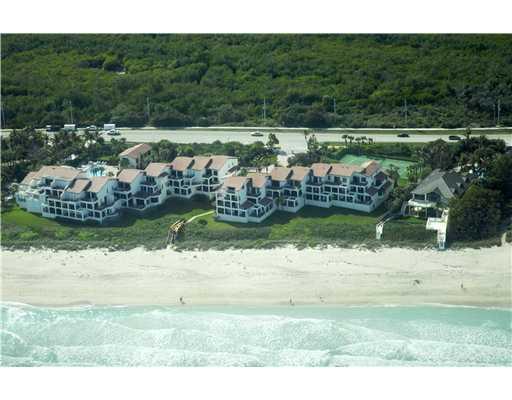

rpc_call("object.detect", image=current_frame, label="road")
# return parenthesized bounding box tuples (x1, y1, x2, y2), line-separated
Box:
(105, 129, 512, 153)
(2, 127, 511, 154)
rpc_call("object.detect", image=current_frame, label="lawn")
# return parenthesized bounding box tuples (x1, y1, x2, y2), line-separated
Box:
(1, 200, 437, 251)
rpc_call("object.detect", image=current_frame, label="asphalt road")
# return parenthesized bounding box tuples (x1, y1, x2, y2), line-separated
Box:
(106, 129, 512, 153)
(2, 127, 510, 154)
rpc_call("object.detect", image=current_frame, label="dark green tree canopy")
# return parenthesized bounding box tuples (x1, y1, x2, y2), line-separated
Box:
(2, 34, 512, 128)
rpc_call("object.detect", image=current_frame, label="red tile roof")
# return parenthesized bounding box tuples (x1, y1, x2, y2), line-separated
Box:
(270, 167, 292, 181)
(170, 157, 194, 172)
(311, 163, 332, 177)
(119, 143, 152, 158)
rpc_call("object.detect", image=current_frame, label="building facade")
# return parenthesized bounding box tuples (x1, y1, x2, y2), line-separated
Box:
(16, 153, 393, 225)
(215, 160, 393, 223)
(119, 143, 152, 169)
(15, 154, 239, 224)
(405, 169, 467, 218)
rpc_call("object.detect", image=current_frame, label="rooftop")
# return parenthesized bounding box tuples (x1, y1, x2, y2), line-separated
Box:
(145, 162, 170, 177)
(223, 176, 248, 190)
(329, 163, 362, 177)
(411, 169, 465, 199)
(119, 143, 152, 159)
(117, 168, 143, 184)
(246, 172, 270, 188)
(311, 163, 332, 177)
(36, 165, 82, 181)
(89, 176, 114, 193)
(270, 167, 292, 182)
(170, 156, 194, 172)
(66, 178, 91, 194)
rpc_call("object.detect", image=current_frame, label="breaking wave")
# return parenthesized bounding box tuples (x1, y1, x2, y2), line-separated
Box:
(1, 303, 511, 366)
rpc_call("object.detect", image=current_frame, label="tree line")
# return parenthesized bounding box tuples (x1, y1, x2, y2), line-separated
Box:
(2, 34, 511, 129)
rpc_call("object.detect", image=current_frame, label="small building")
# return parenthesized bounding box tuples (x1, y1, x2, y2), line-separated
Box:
(104, 123, 116, 131)
(63, 124, 76, 132)
(119, 143, 152, 169)
(406, 169, 466, 218)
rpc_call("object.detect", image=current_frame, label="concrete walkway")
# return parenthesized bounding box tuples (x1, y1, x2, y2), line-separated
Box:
(186, 210, 214, 224)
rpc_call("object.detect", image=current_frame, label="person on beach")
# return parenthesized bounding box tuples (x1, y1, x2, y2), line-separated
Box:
(179, 296, 185, 305)
(289, 298, 294, 306)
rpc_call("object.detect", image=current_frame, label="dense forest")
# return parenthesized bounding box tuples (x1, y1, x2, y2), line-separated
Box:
(2, 34, 512, 129)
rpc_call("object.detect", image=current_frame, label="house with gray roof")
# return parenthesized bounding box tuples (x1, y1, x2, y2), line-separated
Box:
(406, 169, 467, 217)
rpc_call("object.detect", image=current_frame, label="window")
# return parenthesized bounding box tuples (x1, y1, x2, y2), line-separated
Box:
(240, 211, 245, 217)
(306, 194, 312, 200)
(306, 186, 312, 193)
(218, 208, 225, 214)
(217, 200, 224, 206)
(325, 186, 331, 192)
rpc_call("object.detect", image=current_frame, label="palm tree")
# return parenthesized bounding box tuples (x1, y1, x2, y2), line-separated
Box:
(354, 137, 363, 155)
(348, 135, 354, 147)
(342, 134, 348, 147)
(464, 126, 472, 140)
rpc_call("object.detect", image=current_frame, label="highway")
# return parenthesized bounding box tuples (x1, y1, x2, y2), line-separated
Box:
(2, 127, 510, 154)
(105, 128, 512, 153)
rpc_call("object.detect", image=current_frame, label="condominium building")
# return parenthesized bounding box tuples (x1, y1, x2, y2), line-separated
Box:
(119, 143, 152, 169)
(15, 154, 239, 223)
(168, 155, 238, 199)
(305, 160, 392, 213)
(215, 160, 393, 223)
(215, 173, 276, 223)
(16, 165, 120, 223)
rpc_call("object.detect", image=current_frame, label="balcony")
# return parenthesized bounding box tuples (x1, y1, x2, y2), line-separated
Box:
(134, 190, 161, 199)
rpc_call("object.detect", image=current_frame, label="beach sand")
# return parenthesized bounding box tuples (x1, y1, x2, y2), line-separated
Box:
(1, 245, 510, 307)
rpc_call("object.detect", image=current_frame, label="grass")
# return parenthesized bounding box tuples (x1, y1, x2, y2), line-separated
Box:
(2, 200, 438, 251)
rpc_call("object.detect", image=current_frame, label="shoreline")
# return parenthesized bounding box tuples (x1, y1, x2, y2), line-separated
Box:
(1, 245, 511, 308)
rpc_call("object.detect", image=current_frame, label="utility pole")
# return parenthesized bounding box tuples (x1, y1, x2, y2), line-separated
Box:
(497, 98, 501, 126)
(69, 100, 74, 124)
(333, 98, 337, 114)
(263, 97, 267, 124)
(0, 100, 5, 128)
(404, 98, 408, 127)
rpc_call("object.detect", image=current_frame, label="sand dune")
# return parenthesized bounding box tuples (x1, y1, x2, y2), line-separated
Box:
(1, 245, 510, 307)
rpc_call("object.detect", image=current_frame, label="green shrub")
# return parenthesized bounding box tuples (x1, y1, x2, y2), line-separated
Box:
(18, 230, 39, 240)
(54, 229, 71, 240)
(77, 231, 96, 241)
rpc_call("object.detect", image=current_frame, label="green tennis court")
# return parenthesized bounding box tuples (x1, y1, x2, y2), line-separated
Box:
(339, 154, 416, 176)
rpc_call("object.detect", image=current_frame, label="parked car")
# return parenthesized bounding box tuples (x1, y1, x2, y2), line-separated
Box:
(107, 129, 120, 136)
(85, 125, 98, 132)
(397, 133, 410, 138)
(448, 135, 461, 141)
(250, 131, 264, 137)
(45, 125, 60, 132)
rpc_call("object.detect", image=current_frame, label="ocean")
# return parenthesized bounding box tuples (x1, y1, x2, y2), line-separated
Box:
(1, 303, 511, 367)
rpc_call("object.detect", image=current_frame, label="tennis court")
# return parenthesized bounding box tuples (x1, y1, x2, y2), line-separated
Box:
(339, 154, 416, 177)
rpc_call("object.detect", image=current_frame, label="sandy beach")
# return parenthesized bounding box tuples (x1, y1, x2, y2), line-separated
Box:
(1, 245, 511, 307)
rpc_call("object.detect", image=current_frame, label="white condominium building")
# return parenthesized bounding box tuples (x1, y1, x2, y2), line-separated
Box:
(215, 160, 393, 223)
(15, 154, 239, 224)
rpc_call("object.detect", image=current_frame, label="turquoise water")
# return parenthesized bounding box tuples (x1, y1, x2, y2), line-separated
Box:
(1, 303, 511, 367)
